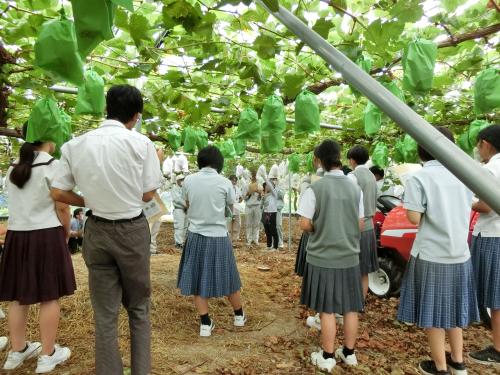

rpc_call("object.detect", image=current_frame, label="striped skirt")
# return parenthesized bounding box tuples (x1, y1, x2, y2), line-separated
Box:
(397, 256, 479, 329)
(294, 232, 309, 277)
(177, 231, 242, 298)
(300, 262, 364, 314)
(359, 229, 379, 275)
(471, 235, 500, 310)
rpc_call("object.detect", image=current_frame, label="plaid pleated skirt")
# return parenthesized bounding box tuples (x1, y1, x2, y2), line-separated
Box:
(0, 227, 76, 305)
(397, 256, 479, 329)
(300, 262, 364, 314)
(359, 229, 379, 274)
(294, 232, 309, 277)
(471, 235, 500, 309)
(177, 231, 242, 298)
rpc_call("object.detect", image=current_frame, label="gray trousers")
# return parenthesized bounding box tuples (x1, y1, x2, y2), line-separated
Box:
(83, 216, 151, 375)
(245, 205, 261, 244)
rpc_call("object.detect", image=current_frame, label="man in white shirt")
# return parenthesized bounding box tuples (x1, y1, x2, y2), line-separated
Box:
(51, 85, 162, 375)
(228, 175, 243, 242)
(172, 174, 188, 248)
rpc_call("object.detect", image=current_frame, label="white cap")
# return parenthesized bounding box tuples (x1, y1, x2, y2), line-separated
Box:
(176, 174, 185, 182)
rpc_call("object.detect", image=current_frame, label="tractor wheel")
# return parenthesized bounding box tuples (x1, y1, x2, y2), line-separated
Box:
(368, 256, 404, 298)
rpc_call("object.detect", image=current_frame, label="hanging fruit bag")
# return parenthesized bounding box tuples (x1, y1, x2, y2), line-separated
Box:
(182, 127, 197, 153)
(260, 95, 286, 153)
(26, 98, 71, 155)
(75, 70, 106, 115)
(474, 68, 500, 115)
(295, 90, 320, 135)
(371, 142, 389, 168)
(364, 102, 382, 136)
(195, 128, 208, 151)
(236, 108, 261, 142)
(217, 139, 236, 159)
(167, 129, 181, 151)
(70, 0, 115, 58)
(232, 137, 246, 156)
(402, 39, 437, 93)
(34, 16, 84, 85)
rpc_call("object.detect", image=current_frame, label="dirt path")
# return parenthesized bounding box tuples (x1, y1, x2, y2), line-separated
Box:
(0, 220, 497, 374)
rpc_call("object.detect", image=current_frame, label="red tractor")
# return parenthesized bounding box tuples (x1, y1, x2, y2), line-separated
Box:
(368, 196, 490, 325)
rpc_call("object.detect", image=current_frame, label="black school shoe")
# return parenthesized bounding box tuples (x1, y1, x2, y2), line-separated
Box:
(418, 360, 450, 375)
(445, 352, 467, 375)
(469, 346, 500, 366)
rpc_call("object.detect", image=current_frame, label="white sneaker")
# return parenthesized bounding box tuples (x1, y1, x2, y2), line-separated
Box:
(3, 341, 42, 370)
(234, 314, 247, 327)
(36, 345, 71, 373)
(0, 308, 5, 319)
(306, 313, 321, 330)
(335, 346, 358, 366)
(0, 337, 7, 351)
(199, 321, 215, 337)
(311, 350, 336, 372)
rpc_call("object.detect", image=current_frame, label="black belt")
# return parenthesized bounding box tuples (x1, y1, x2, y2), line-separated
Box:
(91, 212, 145, 224)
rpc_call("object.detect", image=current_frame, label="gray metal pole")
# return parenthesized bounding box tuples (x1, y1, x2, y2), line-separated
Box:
(288, 171, 292, 251)
(258, 1, 500, 215)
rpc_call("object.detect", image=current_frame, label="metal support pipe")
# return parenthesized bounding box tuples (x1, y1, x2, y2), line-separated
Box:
(50, 85, 78, 94)
(258, 1, 500, 215)
(288, 171, 292, 251)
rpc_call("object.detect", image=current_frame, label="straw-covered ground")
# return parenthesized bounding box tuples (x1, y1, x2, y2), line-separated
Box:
(0, 218, 497, 374)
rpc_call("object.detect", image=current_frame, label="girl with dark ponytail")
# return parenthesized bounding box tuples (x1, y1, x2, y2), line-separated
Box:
(0, 121, 76, 373)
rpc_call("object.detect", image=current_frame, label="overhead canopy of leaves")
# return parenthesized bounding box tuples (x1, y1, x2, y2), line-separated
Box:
(0, 0, 499, 167)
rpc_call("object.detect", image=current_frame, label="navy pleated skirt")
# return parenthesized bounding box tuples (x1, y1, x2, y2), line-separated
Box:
(0, 227, 76, 305)
(300, 262, 364, 314)
(471, 235, 500, 310)
(294, 232, 309, 277)
(397, 256, 479, 329)
(177, 231, 242, 298)
(359, 229, 379, 275)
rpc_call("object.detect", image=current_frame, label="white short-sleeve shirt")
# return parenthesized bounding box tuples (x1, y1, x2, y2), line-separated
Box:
(52, 120, 163, 220)
(183, 167, 235, 237)
(7, 151, 62, 231)
(403, 160, 473, 264)
(297, 170, 365, 220)
(473, 153, 500, 237)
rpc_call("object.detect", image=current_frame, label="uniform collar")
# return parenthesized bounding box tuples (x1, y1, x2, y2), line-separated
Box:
(355, 164, 368, 170)
(488, 153, 500, 163)
(324, 170, 344, 176)
(100, 119, 126, 129)
(201, 167, 217, 174)
(423, 160, 442, 167)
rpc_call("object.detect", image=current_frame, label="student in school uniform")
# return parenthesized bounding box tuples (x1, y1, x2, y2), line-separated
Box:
(298, 139, 365, 372)
(0, 123, 76, 373)
(177, 146, 246, 337)
(397, 127, 479, 375)
(469, 124, 500, 366)
(259, 169, 280, 251)
(272, 178, 285, 248)
(243, 173, 262, 246)
(347, 145, 379, 299)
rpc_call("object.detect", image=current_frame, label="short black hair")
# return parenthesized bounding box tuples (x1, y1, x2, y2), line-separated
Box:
(369, 166, 384, 178)
(229, 175, 237, 181)
(106, 85, 143, 124)
(347, 145, 369, 165)
(418, 126, 455, 162)
(341, 165, 352, 175)
(197, 145, 224, 173)
(316, 139, 342, 171)
(477, 124, 500, 152)
(73, 208, 84, 218)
